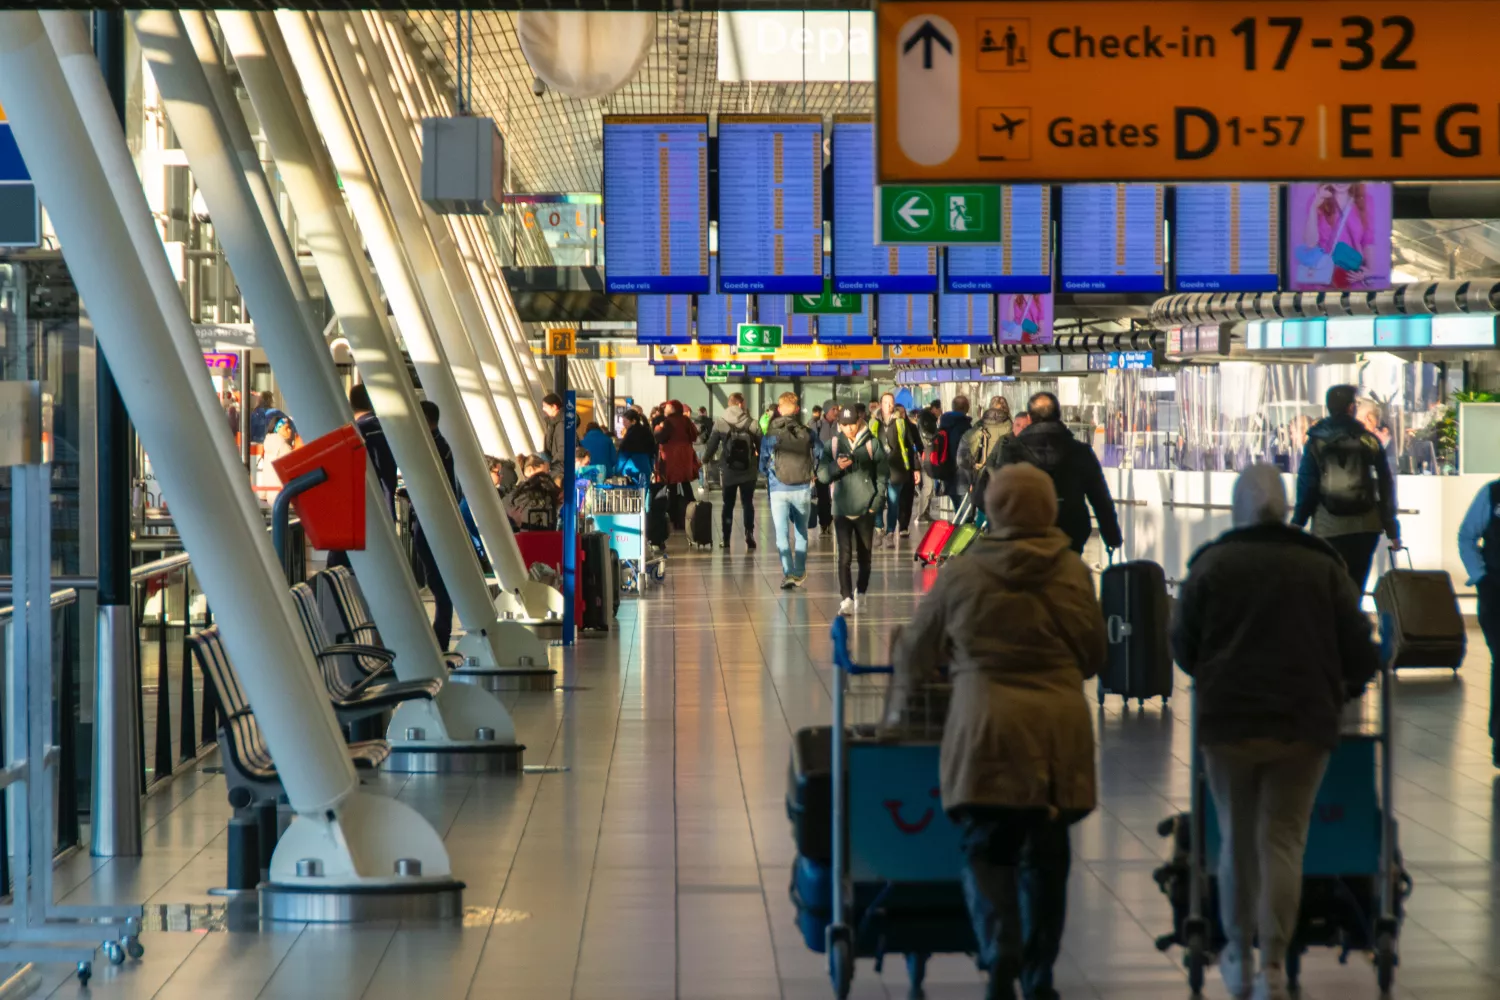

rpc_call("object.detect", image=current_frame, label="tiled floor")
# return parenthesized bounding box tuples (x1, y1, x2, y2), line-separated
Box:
(19, 506, 1500, 999)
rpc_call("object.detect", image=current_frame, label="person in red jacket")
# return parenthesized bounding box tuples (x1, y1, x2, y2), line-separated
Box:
(655, 400, 701, 529)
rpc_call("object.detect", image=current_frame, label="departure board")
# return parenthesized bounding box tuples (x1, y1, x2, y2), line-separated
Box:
(602, 116, 710, 294)
(831, 117, 938, 293)
(717, 116, 824, 294)
(634, 294, 694, 345)
(816, 298, 872, 344)
(754, 295, 815, 345)
(695, 258, 748, 344)
(938, 293, 995, 344)
(877, 294, 934, 345)
(1059, 184, 1165, 293)
(1173, 184, 1279, 292)
(944, 186, 1052, 293)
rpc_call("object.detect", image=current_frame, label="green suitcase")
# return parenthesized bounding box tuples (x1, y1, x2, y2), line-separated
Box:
(939, 521, 982, 561)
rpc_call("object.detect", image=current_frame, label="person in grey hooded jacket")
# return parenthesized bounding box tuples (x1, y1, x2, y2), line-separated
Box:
(702, 392, 762, 549)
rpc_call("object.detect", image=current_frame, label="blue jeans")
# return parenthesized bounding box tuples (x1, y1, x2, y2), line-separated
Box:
(769, 487, 811, 577)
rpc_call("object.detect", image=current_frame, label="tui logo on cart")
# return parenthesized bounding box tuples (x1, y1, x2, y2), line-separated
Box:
(883, 788, 940, 834)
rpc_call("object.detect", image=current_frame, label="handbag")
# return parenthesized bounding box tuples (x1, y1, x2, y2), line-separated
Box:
(1021, 318, 1040, 336)
(1295, 198, 1355, 285)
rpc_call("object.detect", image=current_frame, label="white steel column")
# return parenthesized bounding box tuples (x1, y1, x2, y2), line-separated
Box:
(12, 10, 452, 887)
(277, 12, 561, 622)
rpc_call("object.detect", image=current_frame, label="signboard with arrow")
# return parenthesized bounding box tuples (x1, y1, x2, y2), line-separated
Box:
(877, 183, 1002, 244)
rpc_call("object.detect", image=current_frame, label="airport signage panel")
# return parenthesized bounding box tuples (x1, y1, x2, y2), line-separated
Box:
(875, 1, 1500, 182)
(877, 184, 1003, 244)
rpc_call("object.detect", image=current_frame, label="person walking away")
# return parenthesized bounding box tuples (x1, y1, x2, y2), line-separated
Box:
(933, 395, 973, 505)
(615, 409, 656, 485)
(328, 383, 398, 570)
(654, 400, 701, 530)
(413, 399, 456, 650)
(702, 392, 761, 550)
(957, 397, 1014, 506)
(541, 392, 566, 483)
(996, 392, 1122, 557)
(1172, 464, 1379, 1000)
(580, 421, 616, 481)
(807, 406, 827, 534)
(255, 415, 296, 496)
(819, 405, 887, 615)
(870, 392, 922, 542)
(760, 393, 821, 588)
(888, 464, 1104, 1000)
(813, 401, 840, 536)
(694, 405, 712, 441)
(1291, 384, 1401, 593)
(914, 401, 942, 522)
(1458, 475, 1500, 765)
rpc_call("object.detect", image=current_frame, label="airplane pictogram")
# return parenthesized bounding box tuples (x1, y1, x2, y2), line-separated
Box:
(990, 112, 1026, 139)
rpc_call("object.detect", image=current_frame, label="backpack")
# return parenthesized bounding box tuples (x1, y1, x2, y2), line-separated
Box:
(925, 428, 953, 480)
(772, 421, 815, 485)
(724, 428, 755, 473)
(1317, 430, 1378, 516)
(970, 424, 999, 471)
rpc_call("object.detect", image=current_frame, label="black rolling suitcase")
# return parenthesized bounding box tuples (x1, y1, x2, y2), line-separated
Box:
(1374, 550, 1466, 672)
(580, 531, 612, 631)
(647, 485, 672, 547)
(685, 498, 714, 548)
(1098, 557, 1174, 707)
(610, 548, 622, 616)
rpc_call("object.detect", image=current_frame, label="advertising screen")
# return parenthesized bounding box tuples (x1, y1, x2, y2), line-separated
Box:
(1286, 182, 1393, 292)
(716, 115, 824, 293)
(831, 117, 938, 293)
(997, 293, 1054, 346)
(634, 294, 694, 344)
(1059, 184, 1164, 293)
(944, 185, 1052, 293)
(1173, 184, 1279, 293)
(603, 116, 710, 293)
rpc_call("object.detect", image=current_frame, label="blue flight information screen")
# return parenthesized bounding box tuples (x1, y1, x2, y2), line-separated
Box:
(717, 116, 824, 294)
(832, 117, 937, 294)
(695, 258, 747, 344)
(754, 295, 815, 344)
(938, 294, 995, 344)
(1060, 184, 1164, 293)
(603, 116, 710, 294)
(944, 186, 1052, 293)
(634, 294, 693, 345)
(877, 294, 934, 345)
(1173, 184, 1279, 292)
(816, 299, 871, 344)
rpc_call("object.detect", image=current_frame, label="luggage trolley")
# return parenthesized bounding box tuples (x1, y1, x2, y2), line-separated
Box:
(589, 482, 665, 590)
(1158, 615, 1411, 996)
(815, 616, 974, 1000)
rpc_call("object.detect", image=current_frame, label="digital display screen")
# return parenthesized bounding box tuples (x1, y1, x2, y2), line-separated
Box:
(816, 298, 872, 344)
(877, 294, 934, 344)
(1432, 315, 1497, 347)
(754, 294, 815, 344)
(937, 293, 994, 344)
(1374, 314, 1432, 348)
(997, 293, 1054, 346)
(807, 363, 840, 376)
(654, 364, 686, 376)
(1282, 318, 1326, 350)
(1326, 316, 1376, 349)
(716, 116, 823, 294)
(602, 116, 709, 293)
(1059, 184, 1164, 293)
(1286, 182, 1393, 293)
(831, 117, 938, 293)
(944, 185, 1052, 293)
(1173, 184, 1279, 293)
(695, 258, 748, 344)
(635, 294, 694, 344)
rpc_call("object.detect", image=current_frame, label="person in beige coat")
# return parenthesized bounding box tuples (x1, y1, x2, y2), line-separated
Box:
(890, 463, 1105, 1000)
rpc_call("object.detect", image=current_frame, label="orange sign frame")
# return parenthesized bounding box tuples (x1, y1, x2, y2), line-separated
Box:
(876, 0, 1500, 182)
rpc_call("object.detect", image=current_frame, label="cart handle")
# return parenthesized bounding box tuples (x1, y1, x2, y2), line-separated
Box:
(830, 616, 894, 676)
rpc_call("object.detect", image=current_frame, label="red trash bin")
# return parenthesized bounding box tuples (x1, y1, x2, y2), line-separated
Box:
(271, 424, 368, 551)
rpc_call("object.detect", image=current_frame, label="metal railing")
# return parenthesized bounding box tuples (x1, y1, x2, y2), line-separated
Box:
(130, 553, 216, 789)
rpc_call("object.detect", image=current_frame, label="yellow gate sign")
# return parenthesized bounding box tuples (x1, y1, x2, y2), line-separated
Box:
(546, 328, 577, 355)
(877, 1, 1500, 182)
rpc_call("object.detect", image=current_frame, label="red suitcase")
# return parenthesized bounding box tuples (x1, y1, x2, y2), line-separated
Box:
(915, 521, 955, 566)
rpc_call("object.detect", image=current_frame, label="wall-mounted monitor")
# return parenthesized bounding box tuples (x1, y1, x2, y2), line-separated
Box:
(815, 297, 872, 344)
(943, 185, 1052, 293)
(937, 292, 994, 344)
(1432, 314, 1497, 347)
(1285, 182, 1393, 293)
(997, 293, 1054, 346)
(1281, 318, 1326, 350)
(602, 115, 710, 294)
(1374, 314, 1432, 348)
(754, 294, 816, 344)
(831, 116, 938, 293)
(876, 294, 934, 344)
(1059, 184, 1164, 293)
(694, 258, 748, 344)
(1172, 184, 1279, 293)
(634, 294, 694, 344)
(1325, 315, 1377, 349)
(715, 115, 824, 294)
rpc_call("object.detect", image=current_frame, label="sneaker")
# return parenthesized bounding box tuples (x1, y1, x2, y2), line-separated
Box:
(872, 532, 884, 550)
(780, 576, 796, 591)
(854, 592, 867, 611)
(1218, 943, 1253, 1000)
(718, 541, 730, 549)
(788, 573, 806, 587)
(899, 529, 910, 538)
(1252, 965, 1291, 1000)
(837, 597, 855, 616)
(746, 537, 757, 551)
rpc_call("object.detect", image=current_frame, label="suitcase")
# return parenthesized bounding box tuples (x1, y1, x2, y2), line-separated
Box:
(939, 521, 981, 561)
(915, 493, 974, 566)
(686, 499, 714, 548)
(1098, 558, 1174, 707)
(610, 548, 622, 615)
(647, 488, 672, 546)
(1374, 552, 1466, 671)
(580, 531, 611, 631)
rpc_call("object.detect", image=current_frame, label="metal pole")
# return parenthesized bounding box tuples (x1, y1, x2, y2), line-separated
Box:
(561, 391, 577, 647)
(88, 7, 142, 859)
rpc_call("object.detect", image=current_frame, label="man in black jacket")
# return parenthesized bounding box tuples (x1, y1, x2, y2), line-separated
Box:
(541, 392, 565, 483)
(1172, 464, 1378, 1000)
(702, 392, 761, 550)
(414, 400, 456, 650)
(995, 392, 1122, 555)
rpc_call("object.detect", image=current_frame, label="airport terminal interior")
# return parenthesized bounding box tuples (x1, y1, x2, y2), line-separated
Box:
(0, 4, 1498, 1000)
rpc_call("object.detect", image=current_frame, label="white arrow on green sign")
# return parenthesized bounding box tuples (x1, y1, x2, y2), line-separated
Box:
(878, 184, 1003, 245)
(736, 324, 783, 354)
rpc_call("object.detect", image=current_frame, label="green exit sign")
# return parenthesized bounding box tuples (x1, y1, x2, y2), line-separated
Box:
(708, 363, 746, 375)
(736, 324, 783, 354)
(793, 279, 863, 315)
(878, 185, 1002, 245)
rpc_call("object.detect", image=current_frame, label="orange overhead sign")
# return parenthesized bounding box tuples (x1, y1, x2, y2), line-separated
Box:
(876, 1, 1500, 182)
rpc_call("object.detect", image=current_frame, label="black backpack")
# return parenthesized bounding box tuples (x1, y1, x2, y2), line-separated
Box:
(1317, 431, 1378, 516)
(725, 428, 755, 473)
(772, 422, 815, 485)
